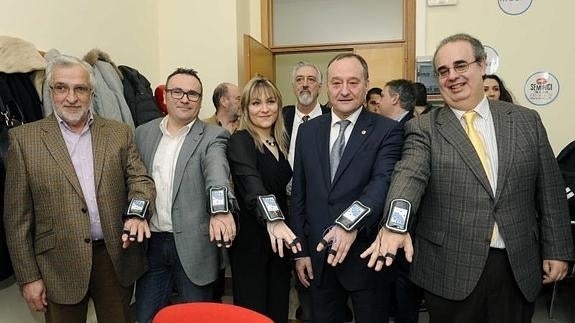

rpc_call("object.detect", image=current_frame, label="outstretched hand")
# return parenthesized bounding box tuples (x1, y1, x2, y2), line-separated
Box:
(266, 220, 302, 257)
(360, 227, 413, 271)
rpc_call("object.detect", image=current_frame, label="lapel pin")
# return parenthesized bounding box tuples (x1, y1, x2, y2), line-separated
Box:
(361, 130, 367, 135)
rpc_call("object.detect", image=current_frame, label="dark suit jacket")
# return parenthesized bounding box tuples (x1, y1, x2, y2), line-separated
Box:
(385, 100, 575, 302)
(4, 114, 155, 304)
(282, 104, 330, 139)
(290, 108, 404, 289)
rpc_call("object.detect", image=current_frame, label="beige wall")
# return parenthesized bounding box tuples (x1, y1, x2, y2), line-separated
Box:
(0, 0, 160, 88)
(424, 1, 574, 153)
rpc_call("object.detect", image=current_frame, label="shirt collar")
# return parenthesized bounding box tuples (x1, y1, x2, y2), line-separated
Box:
(159, 115, 195, 137)
(330, 106, 362, 128)
(295, 102, 323, 120)
(450, 96, 490, 121)
(55, 111, 94, 134)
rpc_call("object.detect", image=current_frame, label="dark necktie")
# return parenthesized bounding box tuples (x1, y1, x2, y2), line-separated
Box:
(301, 115, 310, 123)
(330, 120, 351, 181)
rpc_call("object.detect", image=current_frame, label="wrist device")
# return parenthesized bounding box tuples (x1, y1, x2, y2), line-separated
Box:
(335, 201, 371, 231)
(257, 194, 285, 222)
(210, 186, 230, 214)
(384, 199, 411, 233)
(122, 198, 150, 221)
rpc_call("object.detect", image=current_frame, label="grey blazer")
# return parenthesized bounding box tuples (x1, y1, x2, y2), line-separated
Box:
(385, 100, 574, 302)
(135, 118, 234, 285)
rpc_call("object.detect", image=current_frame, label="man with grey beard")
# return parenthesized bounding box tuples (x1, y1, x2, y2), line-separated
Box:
(283, 61, 330, 168)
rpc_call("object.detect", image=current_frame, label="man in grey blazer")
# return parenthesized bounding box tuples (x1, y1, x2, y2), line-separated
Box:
(134, 68, 236, 323)
(362, 34, 574, 323)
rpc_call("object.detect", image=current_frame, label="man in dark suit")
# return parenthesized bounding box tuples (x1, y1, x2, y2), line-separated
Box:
(290, 53, 404, 323)
(134, 68, 236, 323)
(4, 55, 155, 323)
(363, 33, 575, 323)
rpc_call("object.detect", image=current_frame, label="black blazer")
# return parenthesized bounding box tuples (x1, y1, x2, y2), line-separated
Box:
(282, 104, 331, 139)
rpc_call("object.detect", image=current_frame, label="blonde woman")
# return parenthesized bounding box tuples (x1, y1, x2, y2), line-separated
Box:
(227, 76, 301, 323)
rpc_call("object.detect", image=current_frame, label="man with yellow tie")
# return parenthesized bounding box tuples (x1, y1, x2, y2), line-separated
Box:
(361, 33, 574, 323)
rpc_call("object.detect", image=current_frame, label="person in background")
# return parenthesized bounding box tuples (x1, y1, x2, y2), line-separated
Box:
(363, 33, 574, 323)
(483, 74, 514, 103)
(134, 68, 236, 323)
(365, 87, 383, 114)
(204, 82, 241, 133)
(4, 54, 155, 323)
(378, 79, 416, 126)
(227, 76, 301, 323)
(412, 82, 434, 116)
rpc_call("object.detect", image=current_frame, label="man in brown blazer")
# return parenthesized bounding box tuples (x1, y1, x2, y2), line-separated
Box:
(4, 55, 155, 323)
(362, 33, 574, 323)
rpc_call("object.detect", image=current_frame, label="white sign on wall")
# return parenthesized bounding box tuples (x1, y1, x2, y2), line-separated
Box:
(524, 72, 560, 106)
(484, 46, 500, 75)
(498, 0, 533, 15)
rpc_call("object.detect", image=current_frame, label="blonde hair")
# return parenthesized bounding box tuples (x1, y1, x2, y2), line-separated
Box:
(239, 76, 288, 156)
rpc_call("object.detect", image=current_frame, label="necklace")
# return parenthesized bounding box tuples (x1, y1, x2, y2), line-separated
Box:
(264, 137, 276, 147)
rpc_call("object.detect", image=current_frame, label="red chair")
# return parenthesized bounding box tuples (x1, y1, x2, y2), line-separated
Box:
(154, 84, 168, 115)
(152, 302, 273, 323)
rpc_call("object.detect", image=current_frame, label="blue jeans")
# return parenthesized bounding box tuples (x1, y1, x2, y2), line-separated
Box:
(135, 232, 214, 323)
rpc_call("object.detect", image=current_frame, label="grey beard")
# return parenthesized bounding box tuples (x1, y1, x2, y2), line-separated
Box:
(298, 92, 313, 106)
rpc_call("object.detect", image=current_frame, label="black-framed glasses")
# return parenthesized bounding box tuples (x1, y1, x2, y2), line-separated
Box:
(49, 84, 92, 97)
(166, 88, 202, 102)
(435, 60, 479, 78)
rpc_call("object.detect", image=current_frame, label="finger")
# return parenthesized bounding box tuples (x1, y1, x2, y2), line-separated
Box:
(327, 248, 337, 266)
(404, 236, 414, 263)
(374, 257, 385, 272)
(297, 270, 310, 287)
(215, 223, 224, 247)
(269, 235, 277, 254)
(305, 262, 314, 280)
(337, 243, 351, 264)
(137, 223, 146, 242)
(316, 238, 329, 252)
(41, 288, 47, 306)
(277, 238, 285, 258)
(209, 222, 216, 242)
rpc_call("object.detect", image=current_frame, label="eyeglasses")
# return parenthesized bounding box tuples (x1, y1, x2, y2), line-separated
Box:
(49, 84, 92, 97)
(435, 60, 479, 78)
(166, 88, 202, 102)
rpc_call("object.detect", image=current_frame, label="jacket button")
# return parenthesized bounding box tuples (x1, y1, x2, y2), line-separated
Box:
(84, 238, 91, 243)
(81, 208, 88, 213)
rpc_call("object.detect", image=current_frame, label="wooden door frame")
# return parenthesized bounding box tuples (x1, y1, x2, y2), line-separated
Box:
(260, 0, 415, 80)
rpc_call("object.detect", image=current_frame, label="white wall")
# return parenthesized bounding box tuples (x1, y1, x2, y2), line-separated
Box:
(424, 0, 575, 153)
(0, 0, 160, 87)
(157, 0, 241, 119)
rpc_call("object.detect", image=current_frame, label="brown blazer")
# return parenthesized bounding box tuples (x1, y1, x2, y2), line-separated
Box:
(3, 114, 155, 304)
(386, 100, 574, 302)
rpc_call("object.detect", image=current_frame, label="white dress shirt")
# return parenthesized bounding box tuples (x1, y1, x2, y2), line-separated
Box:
(150, 116, 195, 232)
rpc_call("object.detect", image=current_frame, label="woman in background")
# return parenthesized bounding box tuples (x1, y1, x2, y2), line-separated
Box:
(227, 76, 301, 323)
(483, 74, 514, 103)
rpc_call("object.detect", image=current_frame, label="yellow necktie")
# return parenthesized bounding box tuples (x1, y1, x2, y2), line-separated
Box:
(463, 111, 499, 243)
